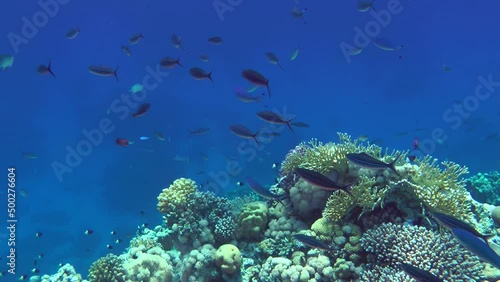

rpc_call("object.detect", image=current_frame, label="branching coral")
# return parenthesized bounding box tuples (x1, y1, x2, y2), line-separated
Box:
(158, 190, 234, 251)
(323, 175, 388, 222)
(319, 136, 475, 225)
(360, 222, 483, 281)
(88, 254, 125, 282)
(280, 133, 400, 175)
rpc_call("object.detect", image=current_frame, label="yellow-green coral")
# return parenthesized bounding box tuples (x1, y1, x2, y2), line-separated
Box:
(323, 146, 474, 224)
(88, 254, 125, 282)
(235, 201, 268, 240)
(323, 175, 389, 222)
(281, 132, 400, 175)
(157, 178, 197, 213)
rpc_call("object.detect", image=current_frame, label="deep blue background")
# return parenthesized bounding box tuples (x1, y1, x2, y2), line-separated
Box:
(0, 0, 499, 277)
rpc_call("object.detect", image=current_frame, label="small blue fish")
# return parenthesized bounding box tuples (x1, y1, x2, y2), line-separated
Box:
(245, 177, 287, 206)
(346, 152, 400, 175)
(430, 211, 494, 242)
(399, 263, 443, 282)
(139, 136, 150, 141)
(293, 234, 336, 252)
(452, 227, 500, 269)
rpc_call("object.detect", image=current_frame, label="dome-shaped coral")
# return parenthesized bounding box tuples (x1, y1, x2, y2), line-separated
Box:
(214, 244, 242, 274)
(88, 253, 125, 282)
(157, 178, 197, 213)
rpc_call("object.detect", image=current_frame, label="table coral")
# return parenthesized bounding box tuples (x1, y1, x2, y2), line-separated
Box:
(360, 222, 483, 281)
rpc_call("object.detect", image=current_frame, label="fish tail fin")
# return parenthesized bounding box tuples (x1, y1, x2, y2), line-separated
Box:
(208, 72, 214, 83)
(389, 155, 401, 175)
(266, 80, 271, 97)
(286, 118, 295, 132)
(343, 181, 357, 196)
(48, 61, 55, 78)
(482, 234, 496, 242)
(177, 57, 182, 67)
(114, 66, 119, 81)
(252, 133, 260, 147)
(278, 195, 289, 208)
(278, 63, 284, 71)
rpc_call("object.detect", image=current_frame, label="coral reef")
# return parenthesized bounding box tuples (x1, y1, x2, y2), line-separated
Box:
(88, 254, 125, 282)
(235, 201, 268, 240)
(316, 134, 479, 231)
(179, 244, 219, 282)
(467, 171, 500, 205)
(157, 178, 197, 213)
(214, 244, 242, 274)
(360, 222, 483, 281)
(258, 255, 332, 281)
(37, 134, 500, 282)
(289, 179, 331, 221)
(119, 245, 176, 282)
(37, 264, 88, 282)
(158, 186, 235, 250)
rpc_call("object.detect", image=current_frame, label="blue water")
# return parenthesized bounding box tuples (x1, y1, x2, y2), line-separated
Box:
(0, 0, 499, 278)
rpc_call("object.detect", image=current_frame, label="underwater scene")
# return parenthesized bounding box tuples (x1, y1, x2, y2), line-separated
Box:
(1, 0, 500, 281)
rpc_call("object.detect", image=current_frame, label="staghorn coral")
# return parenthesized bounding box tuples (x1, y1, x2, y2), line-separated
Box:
(157, 178, 197, 213)
(360, 222, 483, 281)
(88, 254, 125, 282)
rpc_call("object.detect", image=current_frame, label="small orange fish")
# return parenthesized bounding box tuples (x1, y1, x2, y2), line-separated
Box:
(115, 138, 129, 147)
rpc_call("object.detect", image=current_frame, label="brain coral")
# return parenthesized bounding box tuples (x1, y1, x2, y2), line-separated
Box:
(157, 178, 197, 213)
(235, 201, 268, 240)
(360, 222, 483, 281)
